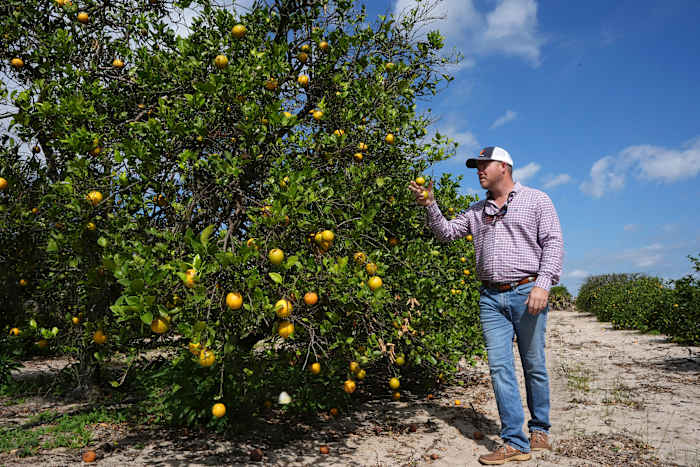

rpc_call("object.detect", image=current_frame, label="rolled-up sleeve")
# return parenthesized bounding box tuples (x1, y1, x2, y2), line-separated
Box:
(424, 202, 472, 242)
(534, 193, 564, 291)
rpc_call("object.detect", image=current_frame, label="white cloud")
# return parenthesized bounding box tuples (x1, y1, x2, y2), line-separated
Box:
(513, 162, 540, 183)
(459, 186, 481, 197)
(615, 243, 665, 269)
(429, 122, 480, 166)
(662, 224, 679, 233)
(564, 269, 589, 279)
(542, 173, 572, 189)
(392, 0, 544, 68)
(490, 109, 517, 129)
(579, 156, 626, 198)
(482, 0, 542, 66)
(580, 136, 700, 198)
(623, 224, 638, 232)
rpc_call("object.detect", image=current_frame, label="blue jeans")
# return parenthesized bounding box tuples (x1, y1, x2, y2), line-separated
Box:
(479, 281, 551, 453)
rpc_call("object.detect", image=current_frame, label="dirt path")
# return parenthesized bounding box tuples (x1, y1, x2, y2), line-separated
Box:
(2, 308, 699, 466)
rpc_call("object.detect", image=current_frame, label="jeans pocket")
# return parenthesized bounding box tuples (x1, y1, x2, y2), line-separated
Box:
(515, 282, 535, 296)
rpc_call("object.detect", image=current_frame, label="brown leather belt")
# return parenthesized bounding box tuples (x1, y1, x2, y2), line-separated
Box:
(483, 276, 537, 292)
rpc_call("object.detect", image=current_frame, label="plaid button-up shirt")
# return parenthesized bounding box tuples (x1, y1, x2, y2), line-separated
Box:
(425, 182, 563, 291)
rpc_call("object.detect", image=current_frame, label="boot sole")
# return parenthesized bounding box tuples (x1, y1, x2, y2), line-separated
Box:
(478, 453, 532, 465)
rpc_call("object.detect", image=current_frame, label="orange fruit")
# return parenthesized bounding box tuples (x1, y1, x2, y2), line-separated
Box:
(297, 51, 309, 63)
(385, 62, 395, 72)
(10, 58, 24, 68)
(356, 369, 366, 380)
(329, 407, 339, 416)
(269, 248, 284, 265)
(82, 450, 97, 463)
(297, 74, 309, 86)
(358, 142, 368, 151)
(77, 11, 89, 23)
(0, 177, 8, 190)
(389, 377, 400, 390)
(313, 110, 323, 120)
(37, 339, 49, 349)
(226, 292, 243, 310)
(367, 276, 383, 291)
(321, 230, 334, 242)
(150, 317, 169, 334)
(19, 278, 28, 287)
(385, 133, 395, 145)
(455, 399, 461, 406)
(275, 299, 292, 318)
(112, 58, 124, 68)
(86, 191, 103, 207)
(395, 355, 405, 366)
(353, 152, 363, 161)
(392, 391, 401, 401)
(231, 24, 246, 38)
(303, 292, 318, 305)
(319, 40, 329, 51)
(415, 176, 425, 185)
(365, 262, 377, 275)
(343, 379, 356, 394)
(9, 327, 21, 336)
(93, 330, 106, 345)
(188, 342, 201, 355)
(199, 349, 216, 367)
(212, 403, 226, 418)
(320, 445, 330, 454)
(466, 234, 473, 242)
(353, 252, 366, 264)
(72, 316, 80, 325)
(86, 222, 96, 231)
(349, 361, 360, 373)
(278, 320, 294, 338)
(214, 54, 228, 69)
(310, 362, 321, 375)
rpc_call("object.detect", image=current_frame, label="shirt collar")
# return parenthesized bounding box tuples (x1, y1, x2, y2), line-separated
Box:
(486, 182, 522, 201)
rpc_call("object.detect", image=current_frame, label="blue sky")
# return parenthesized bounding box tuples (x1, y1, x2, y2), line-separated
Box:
(358, 0, 700, 294)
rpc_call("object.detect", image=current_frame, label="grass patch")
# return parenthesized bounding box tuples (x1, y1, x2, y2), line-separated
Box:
(560, 362, 594, 393)
(0, 407, 126, 457)
(602, 383, 644, 410)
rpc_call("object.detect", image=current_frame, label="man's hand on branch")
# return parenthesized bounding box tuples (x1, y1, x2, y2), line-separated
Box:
(408, 179, 434, 206)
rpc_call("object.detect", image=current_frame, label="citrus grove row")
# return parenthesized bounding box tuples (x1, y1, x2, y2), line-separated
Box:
(0, 0, 484, 424)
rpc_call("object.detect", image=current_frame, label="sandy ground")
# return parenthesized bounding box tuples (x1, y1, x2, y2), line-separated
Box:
(2, 308, 699, 466)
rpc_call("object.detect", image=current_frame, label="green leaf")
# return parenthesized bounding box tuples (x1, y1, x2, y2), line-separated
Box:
(269, 272, 283, 284)
(200, 224, 215, 247)
(141, 312, 153, 325)
(97, 237, 108, 248)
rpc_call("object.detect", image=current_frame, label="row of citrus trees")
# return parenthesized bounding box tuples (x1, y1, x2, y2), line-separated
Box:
(575, 254, 700, 345)
(1, 0, 484, 425)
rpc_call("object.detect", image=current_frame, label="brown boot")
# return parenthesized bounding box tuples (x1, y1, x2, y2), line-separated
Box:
(530, 430, 551, 451)
(478, 444, 531, 465)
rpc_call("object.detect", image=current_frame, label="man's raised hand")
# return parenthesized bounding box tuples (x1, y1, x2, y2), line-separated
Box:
(408, 179, 434, 206)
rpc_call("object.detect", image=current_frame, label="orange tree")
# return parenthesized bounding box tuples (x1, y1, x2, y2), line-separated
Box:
(1, 0, 482, 423)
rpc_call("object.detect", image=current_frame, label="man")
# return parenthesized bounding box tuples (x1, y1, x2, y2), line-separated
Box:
(408, 146, 563, 465)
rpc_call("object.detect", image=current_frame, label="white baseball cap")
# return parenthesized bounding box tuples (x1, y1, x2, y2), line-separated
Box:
(466, 146, 513, 168)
